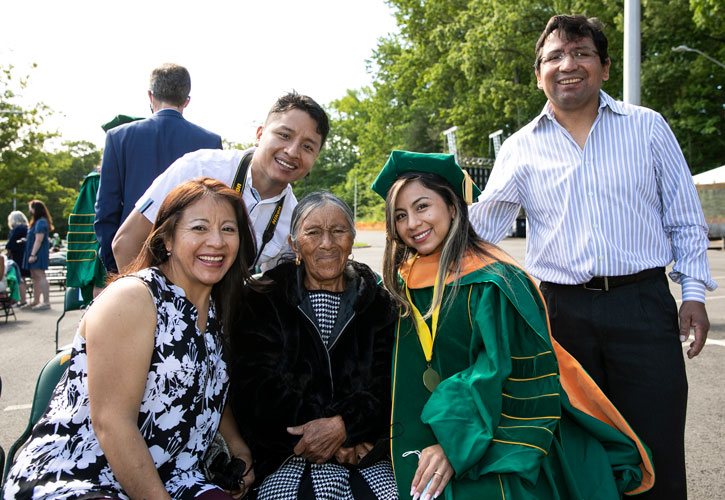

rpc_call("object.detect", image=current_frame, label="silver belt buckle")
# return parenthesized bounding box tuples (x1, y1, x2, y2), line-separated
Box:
(582, 276, 609, 291)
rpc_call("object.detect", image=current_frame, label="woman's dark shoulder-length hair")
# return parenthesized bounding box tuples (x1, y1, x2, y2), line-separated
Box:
(123, 177, 257, 333)
(28, 199, 54, 231)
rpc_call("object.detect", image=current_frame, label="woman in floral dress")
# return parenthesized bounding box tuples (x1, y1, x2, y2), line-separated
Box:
(3, 178, 257, 500)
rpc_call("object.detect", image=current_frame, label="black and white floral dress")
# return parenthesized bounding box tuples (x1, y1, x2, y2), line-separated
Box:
(3, 268, 229, 500)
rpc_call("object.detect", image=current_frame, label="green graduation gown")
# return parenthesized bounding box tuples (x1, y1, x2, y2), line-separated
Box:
(391, 250, 654, 499)
(66, 170, 106, 303)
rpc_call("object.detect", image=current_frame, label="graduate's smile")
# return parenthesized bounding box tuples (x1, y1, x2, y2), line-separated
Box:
(394, 180, 454, 256)
(412, 229, 432, 242)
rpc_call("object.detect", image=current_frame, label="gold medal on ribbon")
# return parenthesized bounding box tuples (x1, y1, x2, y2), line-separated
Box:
(405, 254, 448, 393)
(423, 365, 441, 392)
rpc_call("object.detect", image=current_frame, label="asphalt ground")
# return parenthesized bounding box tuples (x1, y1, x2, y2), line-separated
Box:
(1, 233, 723, 496)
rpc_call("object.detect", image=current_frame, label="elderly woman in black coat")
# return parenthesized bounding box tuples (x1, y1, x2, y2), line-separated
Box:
(229, 191, 398, 500)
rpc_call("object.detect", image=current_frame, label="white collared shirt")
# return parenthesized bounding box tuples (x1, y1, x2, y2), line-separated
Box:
(135, 147, 296, 271)
(470, 90, 716, 302)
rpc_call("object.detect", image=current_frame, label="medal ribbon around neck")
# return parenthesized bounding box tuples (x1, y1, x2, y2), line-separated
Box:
(404, 254, 448, 391)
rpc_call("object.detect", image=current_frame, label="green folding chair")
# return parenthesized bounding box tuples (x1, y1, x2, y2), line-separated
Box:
(54, 287, 86, 352)
(0, 286, 16, 324)
(2, 348, 72, 484)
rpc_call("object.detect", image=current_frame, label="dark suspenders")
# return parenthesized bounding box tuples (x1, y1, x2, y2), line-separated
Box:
(232, 152, 253, 195)
(232, 152, 286, 268)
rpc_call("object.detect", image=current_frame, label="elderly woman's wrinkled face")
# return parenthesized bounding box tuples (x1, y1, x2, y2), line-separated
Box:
(292, 204, 354, 291)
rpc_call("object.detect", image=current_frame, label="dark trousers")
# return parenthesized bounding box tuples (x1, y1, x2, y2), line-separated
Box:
(540, 271, 688, 500)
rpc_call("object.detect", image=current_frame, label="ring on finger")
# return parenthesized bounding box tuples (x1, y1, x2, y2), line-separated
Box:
(433, 471, 443, 477)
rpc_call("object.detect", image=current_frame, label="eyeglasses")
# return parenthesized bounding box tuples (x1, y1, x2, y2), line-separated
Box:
(540, 49, 599, 66)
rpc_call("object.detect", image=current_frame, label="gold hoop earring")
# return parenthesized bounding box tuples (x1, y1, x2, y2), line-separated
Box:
(295, 255, 301, 266)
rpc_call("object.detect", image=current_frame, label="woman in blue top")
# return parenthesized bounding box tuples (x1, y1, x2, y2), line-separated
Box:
(24, 200, 53, 310)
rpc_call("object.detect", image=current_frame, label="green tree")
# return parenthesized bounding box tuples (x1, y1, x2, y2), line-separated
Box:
(0, 64, 57, 239)
(223, 139, 253, 151)
(643, 0, 724, 172)
(1, 65, 102, 239)
(292, 120, 358, 202)
(330, 0, 723, 222)
(43, 141, 102, 236)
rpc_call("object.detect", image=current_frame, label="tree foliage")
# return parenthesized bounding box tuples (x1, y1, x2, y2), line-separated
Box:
(1, 65, 100, 239)
(316, 0, 723, 221)
(2, 3, 723, 229)
(642, 0, 725, 171)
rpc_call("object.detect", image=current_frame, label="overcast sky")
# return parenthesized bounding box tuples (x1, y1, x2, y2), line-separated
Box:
(1, 0, 398, 149)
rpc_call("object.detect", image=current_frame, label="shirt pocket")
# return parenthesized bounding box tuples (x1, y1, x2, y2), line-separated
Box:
(258, 239, 294, 271)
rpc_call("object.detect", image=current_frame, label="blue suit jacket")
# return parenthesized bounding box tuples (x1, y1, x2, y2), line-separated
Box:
(94, 109, 222, 272)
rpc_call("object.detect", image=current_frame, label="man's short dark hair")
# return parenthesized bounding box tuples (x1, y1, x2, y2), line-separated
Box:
(534, 15, 609, 71)
(149, 63, 191, 107)
(266, 91, 330, 148)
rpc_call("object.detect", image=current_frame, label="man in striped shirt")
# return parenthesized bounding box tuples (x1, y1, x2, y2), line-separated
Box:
(470, 14, 716, 500)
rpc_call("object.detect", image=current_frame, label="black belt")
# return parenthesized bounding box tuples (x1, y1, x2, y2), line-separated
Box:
(544, 267, 664, 292)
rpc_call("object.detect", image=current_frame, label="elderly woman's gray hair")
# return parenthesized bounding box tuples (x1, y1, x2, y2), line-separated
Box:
(289, 191, 356, 244)
(7, 210, 29, 229)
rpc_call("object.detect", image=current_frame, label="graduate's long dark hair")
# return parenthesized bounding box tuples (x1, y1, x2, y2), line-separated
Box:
(383, 172, 497, 318)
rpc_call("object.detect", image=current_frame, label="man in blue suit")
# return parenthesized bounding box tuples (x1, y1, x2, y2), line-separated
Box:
(94, 63, 222, 272)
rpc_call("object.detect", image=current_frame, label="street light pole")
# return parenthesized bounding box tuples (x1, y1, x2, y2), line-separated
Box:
(624, 0, 641, 105)
(672, 45, 725, 70)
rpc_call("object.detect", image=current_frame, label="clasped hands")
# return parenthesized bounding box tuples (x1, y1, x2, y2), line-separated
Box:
(287, 415, 372, 465)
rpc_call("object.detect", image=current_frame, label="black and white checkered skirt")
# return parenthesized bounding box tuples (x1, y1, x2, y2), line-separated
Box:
(256, 456, 398, 500)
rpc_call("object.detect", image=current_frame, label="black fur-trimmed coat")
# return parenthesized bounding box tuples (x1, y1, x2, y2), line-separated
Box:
(229, 260, 398, 483)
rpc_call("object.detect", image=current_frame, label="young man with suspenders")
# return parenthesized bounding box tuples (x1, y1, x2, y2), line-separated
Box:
(112, 92, 329, 273)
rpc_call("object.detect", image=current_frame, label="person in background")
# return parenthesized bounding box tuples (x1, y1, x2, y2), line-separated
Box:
(3, 178, 256, 500)
(229, 192, 398, 499)
(24, 200, 53, 311)
(469, 15, 716, 499)
(373, 151, 653, 500)
(94, 62, 222, 273)
(5, 210, 30, 307)
(112, 92, 329, 274)
(1, 253, 21, 304)
(51, 233, 62, 252)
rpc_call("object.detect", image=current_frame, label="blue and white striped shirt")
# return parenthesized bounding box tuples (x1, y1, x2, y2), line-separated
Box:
(470, 91, 717, 302)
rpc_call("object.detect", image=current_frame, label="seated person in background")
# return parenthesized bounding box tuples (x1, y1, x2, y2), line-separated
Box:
(1, 253, 21, 304)
(51, 233, 62, 252)
(229, 192, 399, 499)
(3, 178, 256, 500)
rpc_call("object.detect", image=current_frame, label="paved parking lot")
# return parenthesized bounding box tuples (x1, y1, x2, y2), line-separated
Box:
(1, 234, 723, 496)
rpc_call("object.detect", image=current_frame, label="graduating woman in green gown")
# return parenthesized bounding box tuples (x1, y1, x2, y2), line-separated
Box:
(372, 151, 655, 500)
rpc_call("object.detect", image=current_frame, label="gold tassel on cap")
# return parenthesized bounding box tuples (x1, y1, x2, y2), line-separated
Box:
(462, 170, 474, 205)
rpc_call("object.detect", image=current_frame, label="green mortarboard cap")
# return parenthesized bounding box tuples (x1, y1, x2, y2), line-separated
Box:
(371, 150, 482, 204)
(101, 114, 144, 132)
